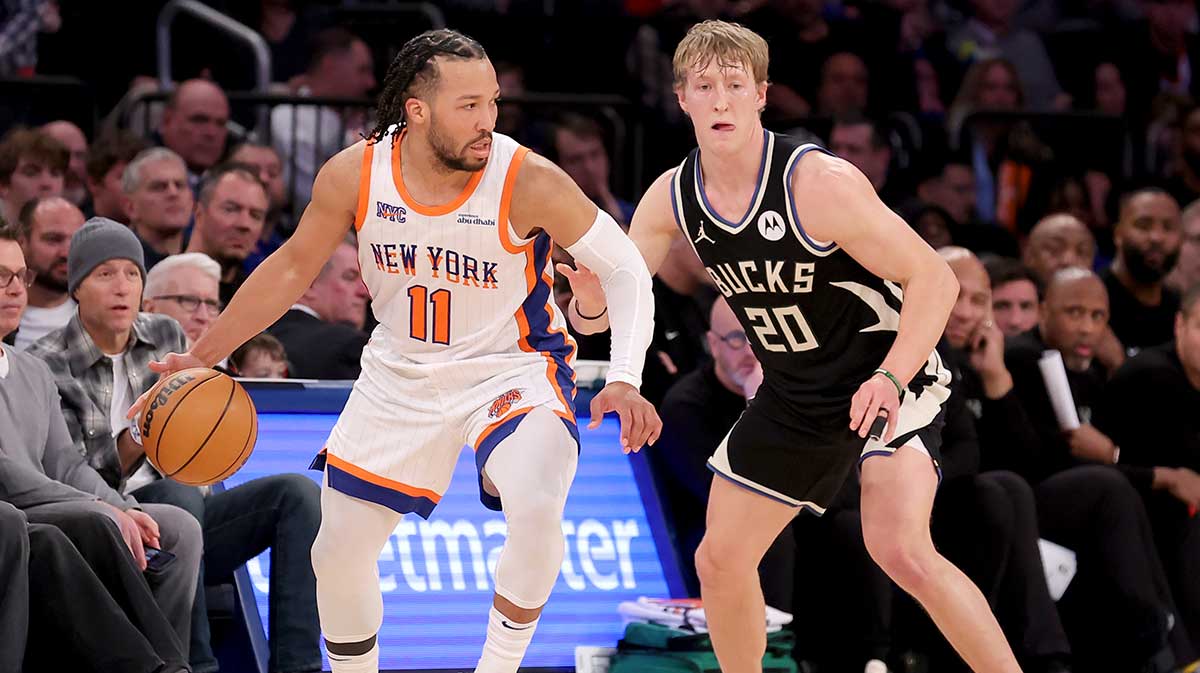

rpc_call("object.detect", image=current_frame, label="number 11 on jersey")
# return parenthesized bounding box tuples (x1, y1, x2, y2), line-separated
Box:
(408, 285, 451, 345)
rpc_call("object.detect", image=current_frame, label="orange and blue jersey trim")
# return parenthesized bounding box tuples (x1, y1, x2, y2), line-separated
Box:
(472, 406, 580, 512)
(496, 145, 579, 427)
(310, 449, 442, 519)
(353, 141, 375, 232)
(518, 232, 578, 412)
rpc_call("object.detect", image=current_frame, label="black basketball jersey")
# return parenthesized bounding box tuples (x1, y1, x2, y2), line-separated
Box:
(670, 130, 943, 415)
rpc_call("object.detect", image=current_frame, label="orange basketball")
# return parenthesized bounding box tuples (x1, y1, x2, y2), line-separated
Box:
(138, 368, 258, 486)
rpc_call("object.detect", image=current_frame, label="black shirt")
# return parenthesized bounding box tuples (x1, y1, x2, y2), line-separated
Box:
(565, 279, 711, 406)
(940, 342, 1043, 478)
(654, 364, 746, 554)
(1101, 267, 1180, 353)
(1101, 342, 1200, 473)
(218, 267, 248, 307)
(1005, 329, 1154, 489)
(931, 344, 981, 483)
(640, 279, 712, 407)
(136, 231, 168, 270)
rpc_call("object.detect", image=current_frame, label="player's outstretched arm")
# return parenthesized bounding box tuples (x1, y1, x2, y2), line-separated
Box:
(561, 169, 681, 336)
(510, 152, 661, 449)
(795, 153, 959, 441)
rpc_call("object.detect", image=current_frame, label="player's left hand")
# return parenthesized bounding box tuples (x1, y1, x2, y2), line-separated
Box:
(850, 372, 901, 443)
(555, 262, 605, 317)
(588, 382, 662, 453)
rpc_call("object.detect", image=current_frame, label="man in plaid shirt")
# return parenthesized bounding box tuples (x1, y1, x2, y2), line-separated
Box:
(23, 218, 202, 657)
(30, 217, 323, 673)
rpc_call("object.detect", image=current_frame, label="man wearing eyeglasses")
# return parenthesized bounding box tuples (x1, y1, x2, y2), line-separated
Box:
(142, 253, 223, 348)
(651, 297, 798, 610)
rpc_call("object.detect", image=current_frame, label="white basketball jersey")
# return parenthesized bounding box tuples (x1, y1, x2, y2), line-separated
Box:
(354, 128, 576, 370)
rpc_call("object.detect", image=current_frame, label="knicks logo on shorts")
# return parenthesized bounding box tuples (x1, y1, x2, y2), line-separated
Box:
(489, 388, 524, 418)
(376, 201, 407, 223)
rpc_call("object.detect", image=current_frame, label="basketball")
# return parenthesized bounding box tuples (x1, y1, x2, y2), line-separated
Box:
(138, 368, 259, 486)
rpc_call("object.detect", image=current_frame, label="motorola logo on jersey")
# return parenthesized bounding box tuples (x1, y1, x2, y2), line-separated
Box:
(377, 201, 408, 224)
(757, 210, 786, 242)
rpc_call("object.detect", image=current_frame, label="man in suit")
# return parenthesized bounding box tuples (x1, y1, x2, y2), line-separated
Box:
(267, 236, 369, 379)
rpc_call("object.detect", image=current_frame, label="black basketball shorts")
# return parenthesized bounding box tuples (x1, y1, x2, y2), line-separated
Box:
(706, 379, 949, 515)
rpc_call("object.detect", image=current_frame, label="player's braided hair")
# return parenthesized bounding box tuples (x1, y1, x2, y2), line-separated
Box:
(365, 29, 488, 145)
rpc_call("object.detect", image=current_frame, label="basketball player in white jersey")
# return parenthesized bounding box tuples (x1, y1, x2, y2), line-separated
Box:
(564, 21, 1023, 673)
(130, 29, 661, 673)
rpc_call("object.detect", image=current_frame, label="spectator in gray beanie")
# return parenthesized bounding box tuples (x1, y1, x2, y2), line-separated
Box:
(67, 217, 146, 299)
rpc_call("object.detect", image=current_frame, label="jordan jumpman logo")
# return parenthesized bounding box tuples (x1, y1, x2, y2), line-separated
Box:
(694, 219, 716, 244)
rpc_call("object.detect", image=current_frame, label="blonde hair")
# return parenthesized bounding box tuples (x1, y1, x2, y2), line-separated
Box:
(672, 20, 769, 88)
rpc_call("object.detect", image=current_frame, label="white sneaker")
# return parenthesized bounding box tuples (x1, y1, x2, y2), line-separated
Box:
(864, 660, 890, 673)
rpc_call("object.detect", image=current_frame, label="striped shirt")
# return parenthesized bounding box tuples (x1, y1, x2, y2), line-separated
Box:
(27, 312, 187, 490)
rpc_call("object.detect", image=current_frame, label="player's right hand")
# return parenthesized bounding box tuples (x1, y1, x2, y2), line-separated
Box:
(850, 373, 900, 443)
(588, 382, 662, 453)
(556, 262, 606, 316)
(125, 351, 206, 420)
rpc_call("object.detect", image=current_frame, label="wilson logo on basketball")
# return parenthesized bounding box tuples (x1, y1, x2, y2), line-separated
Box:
(488, 389, 523, 419)
(140, 372, 197, 439)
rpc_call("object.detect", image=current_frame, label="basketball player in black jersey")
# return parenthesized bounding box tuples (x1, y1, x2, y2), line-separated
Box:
(563, 21, 1022, 673)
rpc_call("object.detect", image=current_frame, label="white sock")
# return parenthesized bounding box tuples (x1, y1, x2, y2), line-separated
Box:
(475, 606, 539, 673)
(327, 640, 379, 673)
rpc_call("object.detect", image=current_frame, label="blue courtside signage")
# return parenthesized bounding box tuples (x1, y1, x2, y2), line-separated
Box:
(231, 382, 682, 670)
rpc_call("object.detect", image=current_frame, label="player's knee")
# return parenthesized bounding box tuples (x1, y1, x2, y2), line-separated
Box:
(504, 487, 567, 538)
(694, 537, 750, 588)
(863, 527, 936, 592)
(311, 519, 366, 579)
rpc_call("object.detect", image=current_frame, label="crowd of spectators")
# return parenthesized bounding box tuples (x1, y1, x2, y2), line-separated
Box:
(3, 0, 1200, 672)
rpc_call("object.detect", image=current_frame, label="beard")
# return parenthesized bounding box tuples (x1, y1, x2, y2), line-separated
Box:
(428, 121, 489, 173)
(1123, 245, 1181, 284)
(32, 260, 68, 293)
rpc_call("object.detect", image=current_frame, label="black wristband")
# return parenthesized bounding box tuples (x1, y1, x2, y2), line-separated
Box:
(574, 300, 607, 321)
